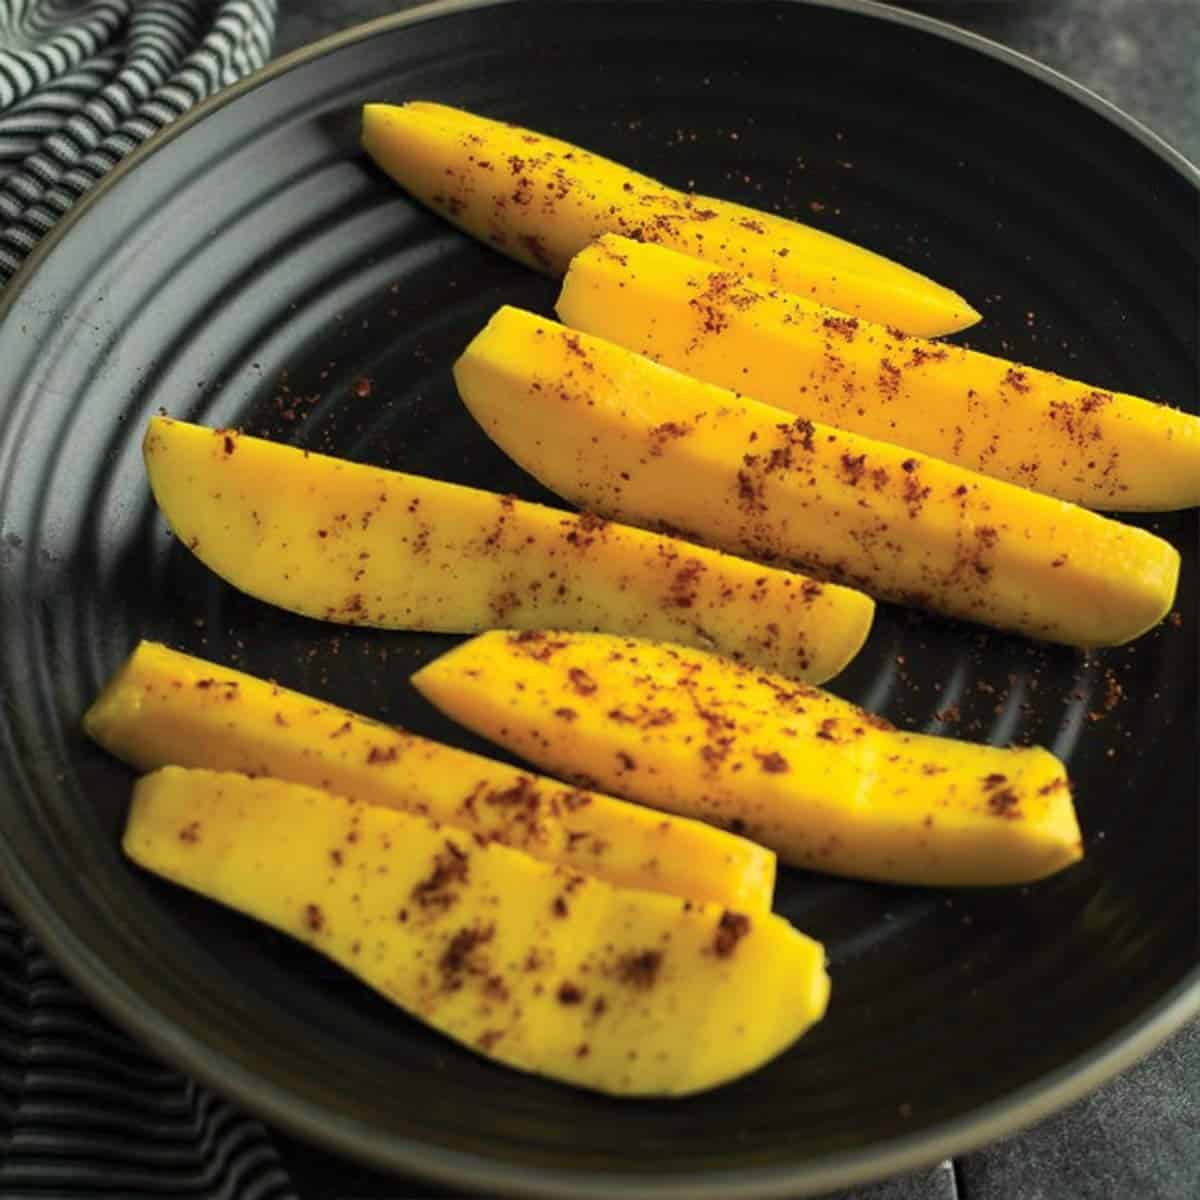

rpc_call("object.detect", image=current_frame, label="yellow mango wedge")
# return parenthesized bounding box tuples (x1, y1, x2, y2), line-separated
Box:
(453, 308, 1179, 648)
(413, 632, 1083, 887)
(557, 235, 1200, 510)
(127, 767, 829, 1096)
(85, 642, 776, 911)
(144, 416, 872, 684)
(360, 101, 979, 336)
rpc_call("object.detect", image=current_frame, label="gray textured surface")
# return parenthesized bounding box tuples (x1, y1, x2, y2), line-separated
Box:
(959, 1023, 1200, 1200)
(266, 3, 1198, 1197)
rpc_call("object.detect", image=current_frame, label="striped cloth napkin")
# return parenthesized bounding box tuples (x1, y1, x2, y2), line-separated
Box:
(0, 0, 277, 284)
(0, 4, 300, 1195)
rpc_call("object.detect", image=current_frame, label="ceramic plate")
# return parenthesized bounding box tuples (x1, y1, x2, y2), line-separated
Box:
(0, 2, 1196, 1195)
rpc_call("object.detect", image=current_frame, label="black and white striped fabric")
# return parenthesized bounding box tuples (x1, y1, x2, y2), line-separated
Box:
(0, 910, 297, 1197)
(0, 0, 278, 284)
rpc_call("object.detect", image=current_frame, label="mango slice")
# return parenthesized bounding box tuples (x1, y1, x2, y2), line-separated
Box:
(126, 767, 829, 1096)
(360, 101, 979, 337)
(557, 235, 1200, 511)
(453, 308, 1179, 648)
(412, 632, 1083, 887)
(84, 642, 776, 911)
(144, 416, 872, 683)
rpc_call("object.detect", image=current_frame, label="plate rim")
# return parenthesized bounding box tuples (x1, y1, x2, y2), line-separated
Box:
(1, 1, 1198, 1196)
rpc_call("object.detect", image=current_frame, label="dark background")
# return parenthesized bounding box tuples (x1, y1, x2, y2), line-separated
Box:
(254, 2, 1200, 1194)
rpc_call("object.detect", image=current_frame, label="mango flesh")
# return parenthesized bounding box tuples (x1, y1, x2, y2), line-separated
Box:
(360, 101, 979, 337)
(126, 768, 829, 1096)
(452, 307, 1179, 648)
(143, 416, 872, 684)
(412, 632, 1083, 887)
(84, 641, 776, 911)
(557, 235, 1200, 511)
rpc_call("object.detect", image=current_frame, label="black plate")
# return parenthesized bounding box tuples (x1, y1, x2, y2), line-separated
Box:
(0, 1, 1197, 1196)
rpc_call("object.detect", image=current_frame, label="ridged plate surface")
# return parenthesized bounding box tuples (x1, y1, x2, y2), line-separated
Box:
(0, 2, 1196, 1196)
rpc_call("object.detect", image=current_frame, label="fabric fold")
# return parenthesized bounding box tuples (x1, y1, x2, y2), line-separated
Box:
(0, 0, 277, 282)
